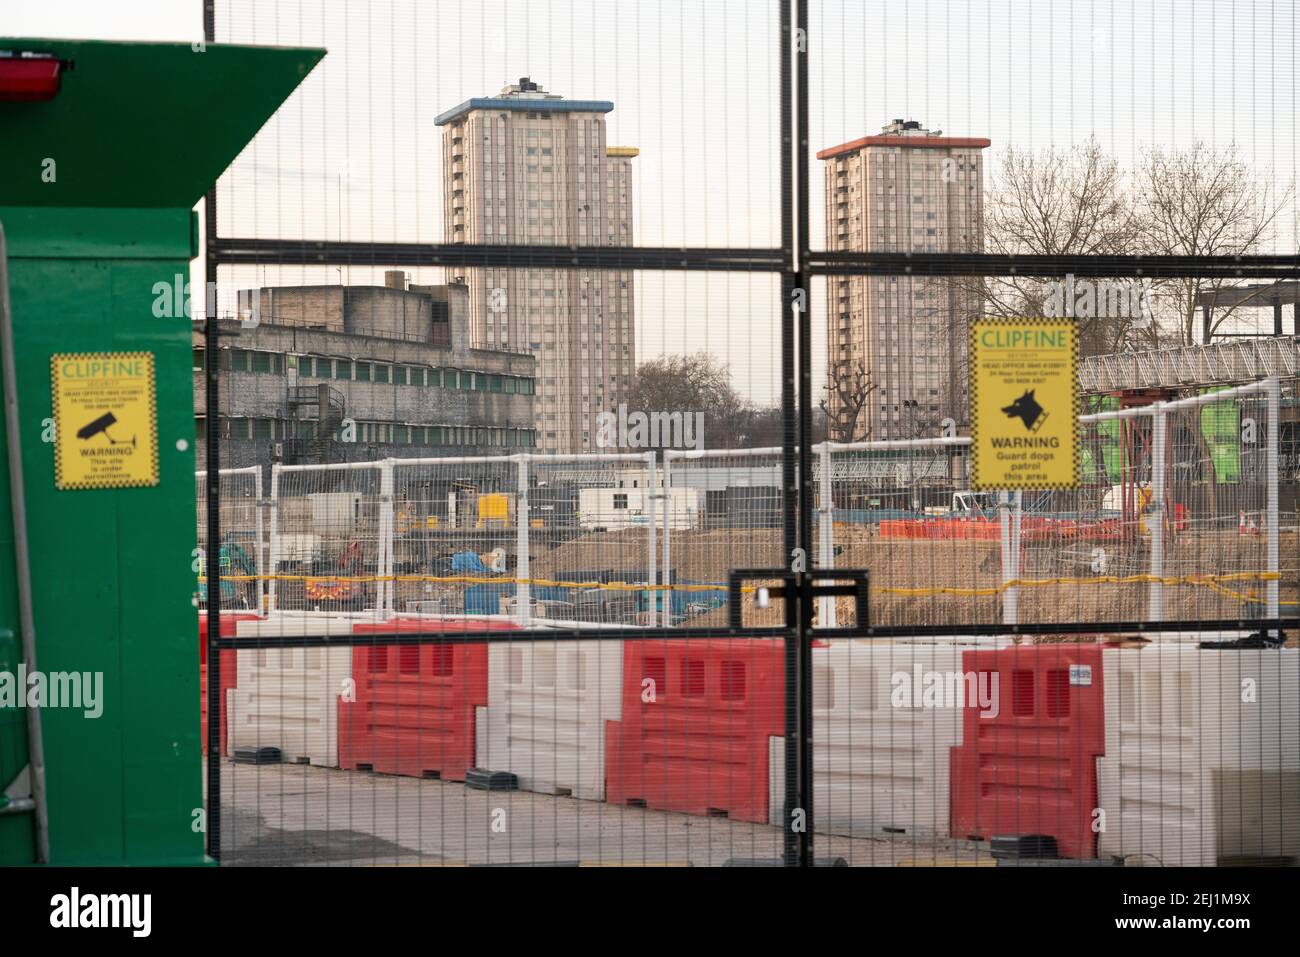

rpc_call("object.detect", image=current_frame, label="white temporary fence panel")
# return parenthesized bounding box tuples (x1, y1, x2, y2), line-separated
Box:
(224, 615, 357, 766)
(661, 447, 784, 628)
(809, 382, 1279, 632)
(476, 639, 624, 800)
(195, 466, 265, 614)
(816, 436, 973, 630)
(1097, 646, 1300, 866)
(1069, 378, 1279, 625)
(269, 461, 393, 618)
(388, 452, 651, 627)
(770, 641, 970, 838)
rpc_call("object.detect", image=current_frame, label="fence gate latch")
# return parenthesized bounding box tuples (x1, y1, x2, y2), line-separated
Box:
(727, 568, 869, 630)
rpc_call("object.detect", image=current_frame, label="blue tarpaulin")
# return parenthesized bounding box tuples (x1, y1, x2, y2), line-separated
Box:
(451, 550, 489, 573)
(463, 582, 573, 615)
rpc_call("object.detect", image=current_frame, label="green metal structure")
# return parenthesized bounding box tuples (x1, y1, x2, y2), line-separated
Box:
(0, 38, 322, 865)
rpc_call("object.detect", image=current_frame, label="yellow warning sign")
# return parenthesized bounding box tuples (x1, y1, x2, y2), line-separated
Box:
(51, 352, 159, 490)
(970, 319, 1079, 491)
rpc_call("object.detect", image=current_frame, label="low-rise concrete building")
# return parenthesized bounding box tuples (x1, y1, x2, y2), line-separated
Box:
(194, 272, 536, 470)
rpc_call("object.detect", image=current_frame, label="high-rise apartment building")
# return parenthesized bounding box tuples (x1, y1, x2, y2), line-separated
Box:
(436, 78, 636, 454)
(819, 119, 989, 440)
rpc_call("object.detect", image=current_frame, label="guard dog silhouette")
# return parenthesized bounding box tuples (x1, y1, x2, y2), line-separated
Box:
(1001, 389, 1047, 432)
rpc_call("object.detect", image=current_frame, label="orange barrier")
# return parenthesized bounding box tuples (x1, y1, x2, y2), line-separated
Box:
(879, 518, 1001, 541)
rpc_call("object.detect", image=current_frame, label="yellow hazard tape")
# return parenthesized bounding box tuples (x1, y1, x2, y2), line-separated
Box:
(201, 574, 746, 592)
(199, 570, 1296, 605)
(877, 571, 1296, 605)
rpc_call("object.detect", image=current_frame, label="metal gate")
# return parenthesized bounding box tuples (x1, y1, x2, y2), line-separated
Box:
(200, 0, 1300, 866)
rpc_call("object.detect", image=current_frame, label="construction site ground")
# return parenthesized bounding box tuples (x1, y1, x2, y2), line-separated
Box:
(391, 524, 1300, 635)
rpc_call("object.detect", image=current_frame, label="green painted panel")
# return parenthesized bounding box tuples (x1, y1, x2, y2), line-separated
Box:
(0, 39, 325, 208)
(0, 630, 36, 864)
(1082, 394, 1122, 484)
(0, 38, 322, 866)
(0, 207, 193, 260)
(1201, 388, 1241, 484)
(6, 253, 202, 863)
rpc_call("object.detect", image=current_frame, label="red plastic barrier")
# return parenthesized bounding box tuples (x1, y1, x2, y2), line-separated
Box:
(949, 643, 1105, 858)
(198, 613, 259, 755)
(1173, 503, 1189, 532)
(338, 618, 516, 781)
(605, 639, 784, 823)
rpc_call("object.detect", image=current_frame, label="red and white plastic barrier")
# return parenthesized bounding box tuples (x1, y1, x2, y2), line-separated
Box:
(1096, 645, 1300, 865)
(224, 614, 356, 766)
(475, 639, 624, 800)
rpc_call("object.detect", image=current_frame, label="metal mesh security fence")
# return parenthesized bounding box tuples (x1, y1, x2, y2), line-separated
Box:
(191, 0, 1300, 868)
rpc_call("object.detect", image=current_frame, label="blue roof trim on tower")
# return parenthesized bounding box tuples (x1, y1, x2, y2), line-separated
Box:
(435, 97, 615, 126)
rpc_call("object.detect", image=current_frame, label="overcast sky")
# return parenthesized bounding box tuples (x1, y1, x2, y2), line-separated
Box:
(5, 0, 1297, 404)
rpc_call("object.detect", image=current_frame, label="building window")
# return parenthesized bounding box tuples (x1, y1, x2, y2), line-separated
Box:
(613, 493, 628, 510)
(334, 360, 352, 381)
(355, 361, 372, 382)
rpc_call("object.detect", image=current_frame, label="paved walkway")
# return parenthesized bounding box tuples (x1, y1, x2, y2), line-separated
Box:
(214, 763, 994, 867)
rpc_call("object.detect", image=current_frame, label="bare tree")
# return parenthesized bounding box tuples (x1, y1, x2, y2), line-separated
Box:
(978, 138, 1146, 355)
(625, 352, 774, 449)
(1135, 143, 1292, 345)
(626, 352, 739, 414)
(900, 398, 944, 439)
(988, 138, 1136, 257)
(821, 359, 876, 441)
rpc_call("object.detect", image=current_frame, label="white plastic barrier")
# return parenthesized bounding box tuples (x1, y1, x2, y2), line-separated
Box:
(475, 639, 623, 800)
(1097, 646, 1300, 866)
(224, 615, 355, 766)
(230, 613, 359, 642)
(770, 641, 972, 838)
